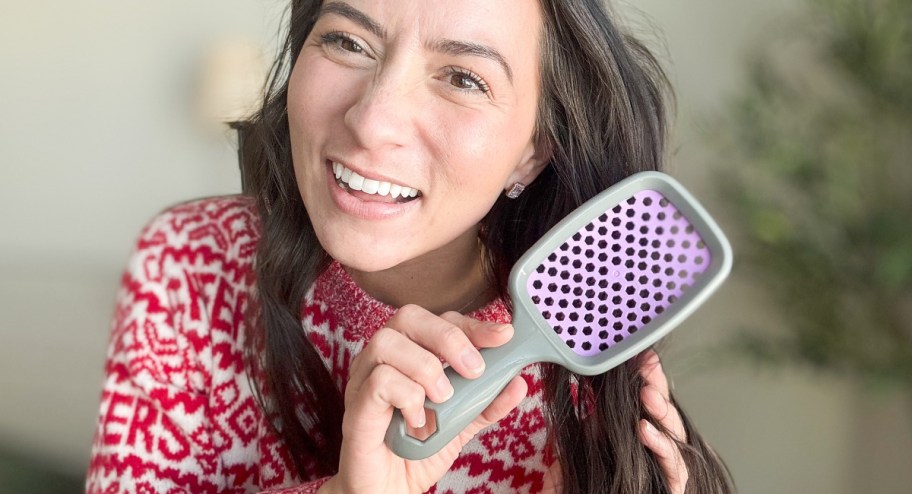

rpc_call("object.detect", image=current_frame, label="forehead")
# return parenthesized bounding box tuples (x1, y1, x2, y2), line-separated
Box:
(320, 0, 544, 58)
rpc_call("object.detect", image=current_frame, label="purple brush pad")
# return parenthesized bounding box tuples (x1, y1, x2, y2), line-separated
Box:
(527, 190, 711, 357)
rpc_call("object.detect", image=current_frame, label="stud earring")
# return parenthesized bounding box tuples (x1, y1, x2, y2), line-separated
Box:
(505, 183, 526, 199)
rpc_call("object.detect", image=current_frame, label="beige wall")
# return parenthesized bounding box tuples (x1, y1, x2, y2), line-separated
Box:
(0, 0, 276, 473)
(1, 1, 909, 492)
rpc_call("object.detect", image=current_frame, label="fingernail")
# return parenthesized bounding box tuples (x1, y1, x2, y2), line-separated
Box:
(645, 420, 660, 437)
(436, 375, 454, 401)
(490, 323, 512, 333)
(461, 348, 485, 375)
(415, 409, 426, 428)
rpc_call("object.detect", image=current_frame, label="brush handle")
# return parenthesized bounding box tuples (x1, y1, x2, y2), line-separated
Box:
(385, 309, 544, 460)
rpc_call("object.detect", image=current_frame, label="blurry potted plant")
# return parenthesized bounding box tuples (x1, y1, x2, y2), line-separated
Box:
(708, 0, 912, 392)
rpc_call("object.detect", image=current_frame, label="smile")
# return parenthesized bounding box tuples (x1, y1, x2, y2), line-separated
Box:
(332, 162, 421, 201)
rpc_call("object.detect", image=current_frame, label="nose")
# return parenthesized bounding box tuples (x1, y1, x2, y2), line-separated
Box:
(344, 72, 415, 151)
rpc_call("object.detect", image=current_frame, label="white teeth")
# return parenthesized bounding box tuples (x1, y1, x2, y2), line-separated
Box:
(348, 171, 364, 191)
(331, 161, 420, 200)
(361, 178, 380, 194)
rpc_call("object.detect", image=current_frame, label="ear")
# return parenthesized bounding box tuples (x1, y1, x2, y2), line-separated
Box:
(504, 135, 553, 190)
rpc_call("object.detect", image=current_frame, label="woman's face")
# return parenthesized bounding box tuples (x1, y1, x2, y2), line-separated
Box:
(288, 0, 546, 272)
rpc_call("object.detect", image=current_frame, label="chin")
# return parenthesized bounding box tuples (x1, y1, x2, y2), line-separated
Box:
(322, 240, 415, 274)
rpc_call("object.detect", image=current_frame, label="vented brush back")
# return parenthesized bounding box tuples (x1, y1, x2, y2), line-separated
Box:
(511, 172, 731, 374)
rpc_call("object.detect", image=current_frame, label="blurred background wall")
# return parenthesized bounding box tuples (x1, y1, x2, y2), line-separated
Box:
(1, 0, 909, 492)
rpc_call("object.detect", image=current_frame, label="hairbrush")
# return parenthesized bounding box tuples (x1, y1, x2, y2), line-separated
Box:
(385, 171, 733, 460)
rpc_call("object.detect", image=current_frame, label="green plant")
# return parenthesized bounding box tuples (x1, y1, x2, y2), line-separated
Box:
(709, 0, 912, 388)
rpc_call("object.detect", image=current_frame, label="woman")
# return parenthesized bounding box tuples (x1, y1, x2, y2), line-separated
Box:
(87, 0, 733, 492)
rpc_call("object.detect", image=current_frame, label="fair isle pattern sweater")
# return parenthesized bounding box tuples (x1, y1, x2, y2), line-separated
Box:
(86, 196, 552, 493)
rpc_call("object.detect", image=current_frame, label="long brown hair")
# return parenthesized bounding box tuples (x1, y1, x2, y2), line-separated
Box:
(241, 0, 735, 491)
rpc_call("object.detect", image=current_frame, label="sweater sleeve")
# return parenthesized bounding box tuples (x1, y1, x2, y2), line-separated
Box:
(85, 200, 332, 493)
(86, 210, 233, 493)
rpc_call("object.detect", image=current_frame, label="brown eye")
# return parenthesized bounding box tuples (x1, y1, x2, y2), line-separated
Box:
(320, 32, 368, 56)
(444, 67, 489, 94)
(340, 37, 363, 53)
(450, 73, 479, 90)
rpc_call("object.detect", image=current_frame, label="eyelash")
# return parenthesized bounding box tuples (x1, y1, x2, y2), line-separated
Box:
(319, 31, 370, 57)
(317, 31, 491, 96)
(445, 66, 491, 95)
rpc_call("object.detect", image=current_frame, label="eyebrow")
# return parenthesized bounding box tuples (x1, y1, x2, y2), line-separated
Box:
(319, 1, 514, 83)
(431, 39, 514, 83)
(319, 1, 387, 40)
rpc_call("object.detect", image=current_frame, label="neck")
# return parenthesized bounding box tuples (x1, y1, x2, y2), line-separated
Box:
(346, 231, 492, 314)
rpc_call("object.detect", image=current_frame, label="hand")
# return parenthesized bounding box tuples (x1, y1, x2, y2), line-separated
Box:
(541, 461, 563, 494)
(638, 350, 689, 494)
(320, 305, 528, 494)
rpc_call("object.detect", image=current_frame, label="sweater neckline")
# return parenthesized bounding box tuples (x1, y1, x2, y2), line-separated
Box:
(312, 261, 512, 343)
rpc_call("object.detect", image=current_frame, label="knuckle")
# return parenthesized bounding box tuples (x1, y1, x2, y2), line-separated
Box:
(402, 383, 426, 409)
(370, 363, 397, 384)
(439, 310, 462, 324)
(642, 349, 660, 365)
(439, 324, 468, 347)
(368, 327, 397, 355)
(396, 303, 422, 320)
(415, 353, 444, 381)
(362, 363, 395, 396)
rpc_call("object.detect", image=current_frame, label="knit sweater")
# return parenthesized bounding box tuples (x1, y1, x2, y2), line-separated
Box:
(86, 196, 551, 493)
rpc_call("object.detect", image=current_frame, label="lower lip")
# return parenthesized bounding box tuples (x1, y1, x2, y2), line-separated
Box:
(325, 161, 420, 220)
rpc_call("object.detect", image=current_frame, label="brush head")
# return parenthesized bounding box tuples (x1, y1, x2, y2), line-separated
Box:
(527, 189, 712, 356)
(511, 172, 731, 372)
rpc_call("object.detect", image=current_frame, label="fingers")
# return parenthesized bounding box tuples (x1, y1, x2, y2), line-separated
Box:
(638, 350, 689, 493)
(641, 385, 686, 442)
(344, 305, 515, 448)
(639, 349, 671, 398)
(438, 311, 514, 350)
(349, 305, 512, 407)
(639, 419, 689, 494)
(343, 363, 430, 445)
(541, 461, 563, 494)
(348, 327, 454, 406)
(387, 305, 511, 379)
(639, 350, 686, 442)
(333, 304, 521, 491)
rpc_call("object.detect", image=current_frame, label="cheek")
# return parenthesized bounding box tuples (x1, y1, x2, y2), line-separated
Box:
(287, 64, 318, 162)
(437, 113, 529, 194)
(287, 55, 359, 149)
(426, 123, 521, 234)
(288, 57, 362, 206)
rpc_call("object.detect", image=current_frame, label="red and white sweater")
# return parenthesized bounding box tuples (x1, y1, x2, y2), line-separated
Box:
(86, 196, 552, 493)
